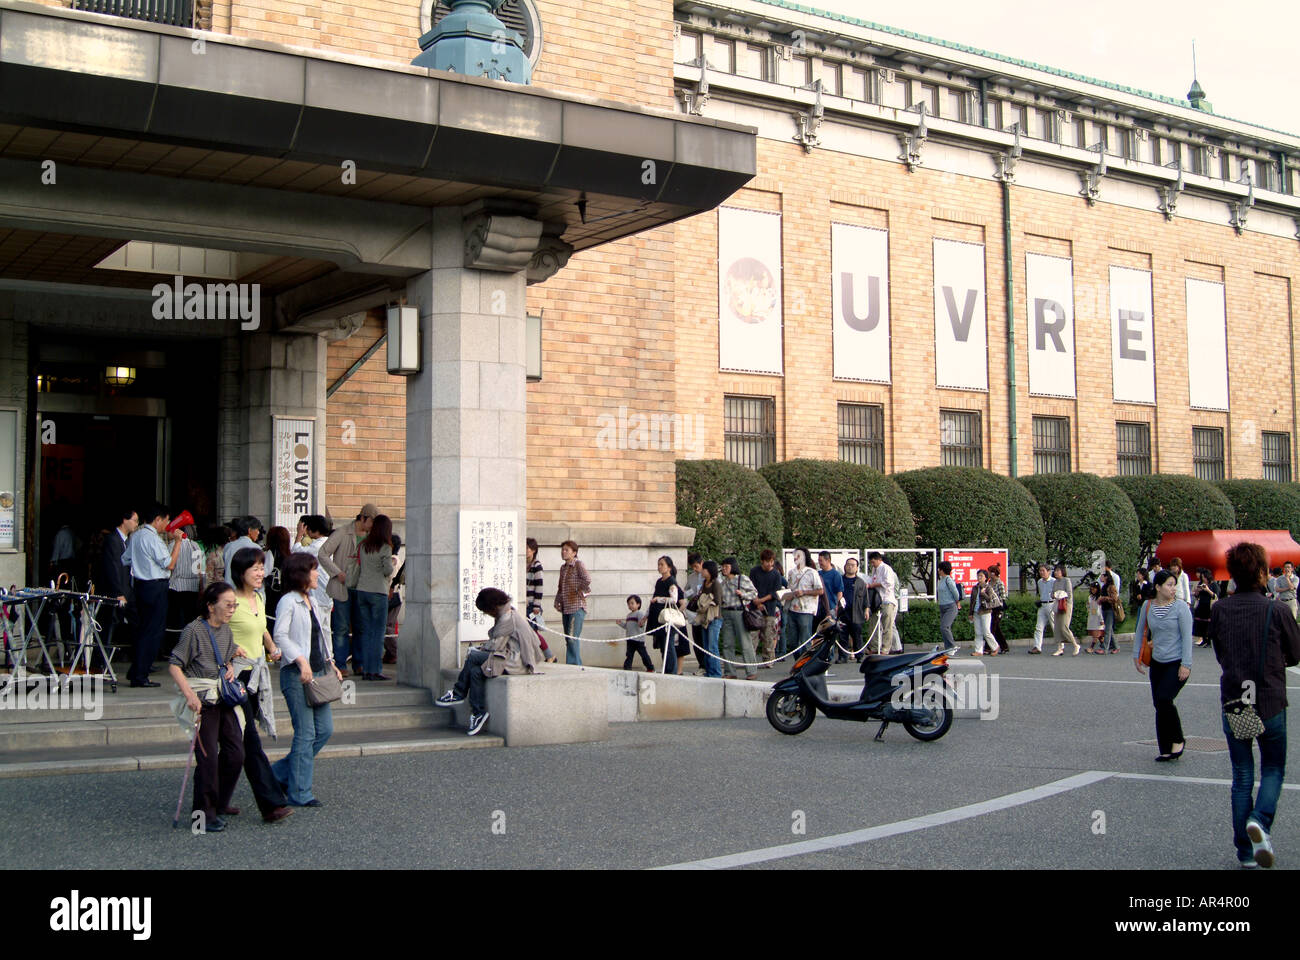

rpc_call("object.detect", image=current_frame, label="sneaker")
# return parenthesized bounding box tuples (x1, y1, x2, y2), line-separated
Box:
(434, 690, 465, 707)
(203, 816, 227, 834)
(1238, 857, 1259, 869)
(467, 711, 490, 736)
(1247, 819, 1274, 868)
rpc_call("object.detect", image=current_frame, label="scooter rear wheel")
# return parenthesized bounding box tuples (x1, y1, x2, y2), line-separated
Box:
(903, 705, 953, 741)
(766, 690, 815, 735)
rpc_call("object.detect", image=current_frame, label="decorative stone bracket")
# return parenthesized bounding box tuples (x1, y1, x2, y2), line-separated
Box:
(993, 122, 1022, 182)
(526, 227, 574, 286)
(677, 56, 710, 116)
(322, 312, 367, 342)
(464, 207, 543, 272)
(1156, 161, 1185, 221)
(1229, 174, 1254, 235)
(897, 104, 928, 173)
(792, 79, 824, 153)
(1079, 143, 1107, 205)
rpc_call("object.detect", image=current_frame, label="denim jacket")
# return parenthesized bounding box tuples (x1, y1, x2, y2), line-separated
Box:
(273, 591, 333, 667)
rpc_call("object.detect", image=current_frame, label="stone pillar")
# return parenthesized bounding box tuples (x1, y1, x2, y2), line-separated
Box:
(401, 207, 534, 690)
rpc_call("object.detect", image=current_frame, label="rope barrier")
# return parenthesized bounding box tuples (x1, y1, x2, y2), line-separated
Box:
(534, 618, 816, 670)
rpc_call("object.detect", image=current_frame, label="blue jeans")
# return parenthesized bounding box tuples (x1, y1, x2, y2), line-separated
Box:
(330, 594, 351, 667)
(355, 590, 387, 675)
(704, 618, 723, 677)
(1223, 709, 1287, 861)
(1102, 606, 1116, 650)
(562, 610, 585, 664)
(270, 664, 334, 805)
(788, 612, 814, 656)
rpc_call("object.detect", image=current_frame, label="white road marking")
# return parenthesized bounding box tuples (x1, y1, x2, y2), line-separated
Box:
(994, 674, 1300, 691)
(653, 771, 1113, 870)
(1111, 771, 1300, 791)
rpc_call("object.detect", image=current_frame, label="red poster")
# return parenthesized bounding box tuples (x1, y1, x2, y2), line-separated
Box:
(941, 549, 1008, 589)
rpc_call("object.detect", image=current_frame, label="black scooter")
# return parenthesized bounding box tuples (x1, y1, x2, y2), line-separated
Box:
(766, 617, 954, 741)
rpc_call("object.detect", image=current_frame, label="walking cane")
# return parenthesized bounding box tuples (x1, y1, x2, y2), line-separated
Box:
(173, 712, 201, 829)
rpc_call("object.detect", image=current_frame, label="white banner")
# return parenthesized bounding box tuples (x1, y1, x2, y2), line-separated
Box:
(272, 417, 314, 533)
(1186, 278, 1229, 411)
(458, 510, 519, 647)
(718, 207, 783, 375)
(1110, 267, 1155, 404)
(933, 239, 988, 390)
(831, 223, 890, 383)
(1025, 253, 1076, 398)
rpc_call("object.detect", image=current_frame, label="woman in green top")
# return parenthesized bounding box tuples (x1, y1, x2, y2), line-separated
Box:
(228, 547, 292, 824)
(354, 514, 395, 681)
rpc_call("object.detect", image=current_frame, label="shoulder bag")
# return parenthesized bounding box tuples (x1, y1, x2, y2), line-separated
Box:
(1223, 602, 1272, 741)
(302, 603, 343, 707)
(1136, 602, 1153, 666)
(202, 622, 247, 707)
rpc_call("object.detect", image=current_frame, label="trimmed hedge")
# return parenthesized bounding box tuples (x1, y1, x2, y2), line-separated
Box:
(1215, 479, 1300, 540)
(675, 459, 784, 571)
(1110, 474, 1236, 565)
(894, 466, 1046, 568)
(899, 591, 1134, 645)
(1018, 473, 1140, 573)
(758, 459, 916, 581)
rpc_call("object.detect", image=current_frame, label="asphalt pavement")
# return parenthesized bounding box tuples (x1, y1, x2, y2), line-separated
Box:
(1, 642, 1294, 871)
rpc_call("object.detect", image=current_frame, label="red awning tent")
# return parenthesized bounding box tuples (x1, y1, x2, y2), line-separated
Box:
(1155, 530, 1300, 581)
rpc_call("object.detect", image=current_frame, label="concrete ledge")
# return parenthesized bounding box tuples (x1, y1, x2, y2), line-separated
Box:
(439, 664, 608, 746)
(636, 671, 724, 721)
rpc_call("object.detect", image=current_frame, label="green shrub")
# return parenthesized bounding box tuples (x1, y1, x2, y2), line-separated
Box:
(758, 459, 916, 581)
(1110, 474, 1236, 565)
(675, 459, 784, 571)
(894, 466, 1046, 569)
(1018, 473, 1141, 573)
(1215, 479, 1300, 540)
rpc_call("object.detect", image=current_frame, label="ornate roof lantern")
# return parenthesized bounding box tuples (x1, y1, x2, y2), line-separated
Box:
(412, 0, 531, 84)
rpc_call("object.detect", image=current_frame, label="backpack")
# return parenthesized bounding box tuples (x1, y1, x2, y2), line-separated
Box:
(954, 579, 965, 600)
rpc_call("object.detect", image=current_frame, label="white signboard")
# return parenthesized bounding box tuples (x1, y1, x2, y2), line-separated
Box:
(1110, 266, 1156, 405)
(1186, 278, 1229, 411)
(0, 408, 15, 550)
(458, 510, 519, 646)
(831, 223, 891, 383)
(1025, 253, 1076, 398)
(933, 239, 988, 390)
(781, 548, 861, 576)
(272, 417, 314, 533)
(718, 207, 783, 375)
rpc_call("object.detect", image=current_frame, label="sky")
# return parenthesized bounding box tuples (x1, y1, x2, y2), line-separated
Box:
(796, 0, 1299, 136)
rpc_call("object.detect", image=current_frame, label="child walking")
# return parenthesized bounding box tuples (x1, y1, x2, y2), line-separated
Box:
(621, 595, 654, 671)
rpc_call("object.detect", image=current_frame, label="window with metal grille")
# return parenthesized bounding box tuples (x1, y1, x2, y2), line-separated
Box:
(72, 0, 203, 28)
(940, 410, 982, 467)
(1116, 421, 1151, 476)
(1192, 427, 1225, 481)
(838, 403, 884, 469)
(724, 395, 776, 470)
(1032, 416, 1071, 474)
(1263, 432, 1292, 482)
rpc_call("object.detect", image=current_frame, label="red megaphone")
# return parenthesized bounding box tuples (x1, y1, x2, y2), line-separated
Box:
(166, 510, 195, 533)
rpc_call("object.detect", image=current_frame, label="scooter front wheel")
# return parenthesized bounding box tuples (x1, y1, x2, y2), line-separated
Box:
(766, 690, 815, 735)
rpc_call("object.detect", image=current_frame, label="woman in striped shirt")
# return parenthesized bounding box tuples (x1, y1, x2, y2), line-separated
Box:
(1134, 570, 1194, 761)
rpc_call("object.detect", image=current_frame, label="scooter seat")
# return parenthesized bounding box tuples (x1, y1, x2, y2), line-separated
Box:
(859, 653, 916, 674)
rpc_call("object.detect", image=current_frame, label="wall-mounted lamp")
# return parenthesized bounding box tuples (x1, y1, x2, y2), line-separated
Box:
(386, 305, 420, 375)
(527, 314, 542, 382)
(104, 365, 137, 386)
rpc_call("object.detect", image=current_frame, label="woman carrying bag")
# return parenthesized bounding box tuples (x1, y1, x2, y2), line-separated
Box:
(1133, 570, 1194, 761)
(270, 552, 342, 807)
(1209, 542, 1300, 868)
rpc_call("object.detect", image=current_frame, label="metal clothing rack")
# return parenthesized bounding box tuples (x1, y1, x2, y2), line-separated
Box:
(0, 585, 124, 694)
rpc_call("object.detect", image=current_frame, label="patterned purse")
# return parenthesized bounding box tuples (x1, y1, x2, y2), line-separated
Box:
(1223, 603, 1271, 741)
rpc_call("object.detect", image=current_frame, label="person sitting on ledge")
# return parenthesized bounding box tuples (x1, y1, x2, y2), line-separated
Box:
(434, 587, 544, 736)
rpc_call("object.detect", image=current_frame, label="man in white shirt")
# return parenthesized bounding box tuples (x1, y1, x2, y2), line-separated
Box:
(123, 502, 183, 687)
(863, 552, 902, 654)
(292, 514, 334, 619)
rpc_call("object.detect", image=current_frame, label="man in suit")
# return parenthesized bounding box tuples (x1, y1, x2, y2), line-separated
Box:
(96, 507, 138, 669)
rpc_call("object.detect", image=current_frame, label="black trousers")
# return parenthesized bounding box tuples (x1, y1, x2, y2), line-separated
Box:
(624, 639, 654, 670)
(1149, 658, 1188, 754)
(166, 589, 198, 657)
(130, 578, 168, 683)
(238, 670, 290, 817)
(990, 607, 1008, 652)
(193, 702, 245, 820)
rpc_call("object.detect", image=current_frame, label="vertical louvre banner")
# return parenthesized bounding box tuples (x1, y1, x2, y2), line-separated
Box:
(272, 417, 314, 534)
(1186, 279, 1229, 411)
(718, 207, 783, 375)
(1110, 266, 1155, 405)
(832, 223, 891, 383)
(1025, 253, 1076, 398)
(933, 239, 988, 390)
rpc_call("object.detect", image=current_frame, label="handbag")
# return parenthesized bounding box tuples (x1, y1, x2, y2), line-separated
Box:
(202, 622, 247, 707)
(1136, 602, 1152, 666)
(743, 601, 765, 631)
(303, 606, 343, 706)
(1223, 603, 1272, 741)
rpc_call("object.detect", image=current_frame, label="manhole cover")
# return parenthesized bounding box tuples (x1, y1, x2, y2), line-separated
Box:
(1133, 736, 1227, 753)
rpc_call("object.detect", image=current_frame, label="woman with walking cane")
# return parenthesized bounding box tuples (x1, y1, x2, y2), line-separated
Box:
(167, 582, 245, 834)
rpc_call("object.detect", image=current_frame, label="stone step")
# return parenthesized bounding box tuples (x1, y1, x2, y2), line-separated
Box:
(0, 727, 504, 779)
(0, 705, 443, 752)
